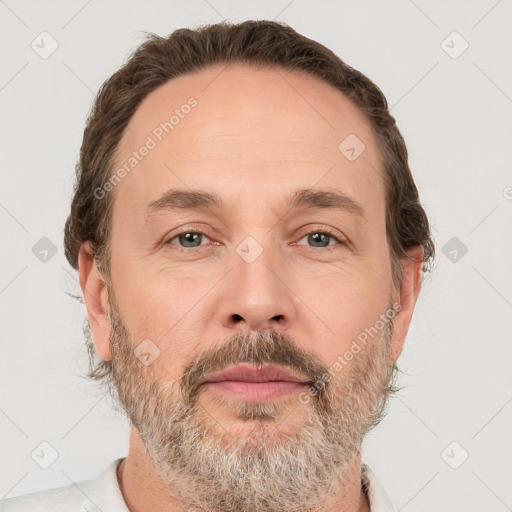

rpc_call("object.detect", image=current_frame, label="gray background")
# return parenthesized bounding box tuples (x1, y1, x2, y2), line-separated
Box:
(1, 0, 511, 510)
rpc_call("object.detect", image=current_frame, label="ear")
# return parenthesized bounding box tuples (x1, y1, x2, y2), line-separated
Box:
(78, 242, 112, 361)
(389, 245, 424, 363)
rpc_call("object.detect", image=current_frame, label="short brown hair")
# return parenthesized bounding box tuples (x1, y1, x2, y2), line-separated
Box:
(64, 20, 435, 380)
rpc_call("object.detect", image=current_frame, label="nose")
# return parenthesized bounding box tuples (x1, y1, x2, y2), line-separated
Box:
(217, 243, 296, 333)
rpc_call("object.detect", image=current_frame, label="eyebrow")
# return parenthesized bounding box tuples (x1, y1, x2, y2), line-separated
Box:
(144, 188, 365, 222)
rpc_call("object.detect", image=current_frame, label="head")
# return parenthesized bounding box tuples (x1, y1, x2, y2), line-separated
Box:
(66, 20, 434, 512)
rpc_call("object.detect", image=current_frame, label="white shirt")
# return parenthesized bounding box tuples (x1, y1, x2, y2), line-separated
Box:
(0, 458, 397, 511)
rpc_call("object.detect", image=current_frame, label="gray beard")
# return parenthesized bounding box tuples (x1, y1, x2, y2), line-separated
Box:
(107, 301, 395, 512)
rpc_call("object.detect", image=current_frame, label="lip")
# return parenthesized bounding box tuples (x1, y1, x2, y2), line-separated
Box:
(201, 364, 309, 385)
(204, 380, 308, 401)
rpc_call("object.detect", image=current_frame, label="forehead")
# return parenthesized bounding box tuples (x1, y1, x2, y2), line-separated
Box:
(112, 63, 385, 225)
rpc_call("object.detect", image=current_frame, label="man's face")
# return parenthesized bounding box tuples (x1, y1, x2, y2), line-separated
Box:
(85, 64, 415, 511)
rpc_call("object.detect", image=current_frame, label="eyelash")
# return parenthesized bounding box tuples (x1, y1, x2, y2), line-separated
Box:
(165, 227, 345, 252)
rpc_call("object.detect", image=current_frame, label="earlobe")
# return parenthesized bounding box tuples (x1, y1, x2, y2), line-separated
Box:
(78, 242, 112, 361)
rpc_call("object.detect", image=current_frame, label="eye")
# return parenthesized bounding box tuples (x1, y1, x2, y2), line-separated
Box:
(166, 230, 212, 249)
(295, 228, 345, 251)
(165, 227, 345, 252)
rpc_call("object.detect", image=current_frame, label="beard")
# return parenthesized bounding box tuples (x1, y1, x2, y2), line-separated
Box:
(105, 290, 399, 512)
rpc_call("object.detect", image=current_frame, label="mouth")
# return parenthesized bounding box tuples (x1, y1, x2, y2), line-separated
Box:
(200, 364, 311, 401)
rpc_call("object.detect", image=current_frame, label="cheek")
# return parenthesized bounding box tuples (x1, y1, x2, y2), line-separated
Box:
(296, 260, 391, 364)
(111, 260, 205, 374)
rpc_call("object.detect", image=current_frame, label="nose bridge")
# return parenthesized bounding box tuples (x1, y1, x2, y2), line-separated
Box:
(218, 233, 295, 332)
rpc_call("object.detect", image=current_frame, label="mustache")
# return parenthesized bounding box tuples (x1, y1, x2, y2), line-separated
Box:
(180, 329, 329, 403)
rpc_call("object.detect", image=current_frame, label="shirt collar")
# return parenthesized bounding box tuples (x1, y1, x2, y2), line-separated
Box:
(361, 462, 397, 512)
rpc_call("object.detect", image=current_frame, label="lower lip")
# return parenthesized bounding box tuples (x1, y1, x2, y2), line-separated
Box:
(203, 381, 308, 401)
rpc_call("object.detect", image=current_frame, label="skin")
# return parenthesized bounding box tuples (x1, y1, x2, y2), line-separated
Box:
(79, 64, 423, 512)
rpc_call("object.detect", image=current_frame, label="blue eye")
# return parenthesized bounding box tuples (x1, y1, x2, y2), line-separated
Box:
(297, 231, 342, 249)
(166, 231, 210, 249)
(165, 228, 345, 252)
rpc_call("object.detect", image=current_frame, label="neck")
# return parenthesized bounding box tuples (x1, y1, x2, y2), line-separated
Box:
(117, 427, 371, 512)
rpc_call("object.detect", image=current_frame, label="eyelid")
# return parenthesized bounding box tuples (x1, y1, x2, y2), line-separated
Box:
(296, 224, 346, 240)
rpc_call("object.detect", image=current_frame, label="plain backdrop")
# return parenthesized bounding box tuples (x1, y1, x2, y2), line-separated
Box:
(1, 1, 511, 510)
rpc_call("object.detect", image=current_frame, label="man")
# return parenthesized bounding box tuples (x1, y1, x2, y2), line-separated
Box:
(2, 20, 434, 512)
